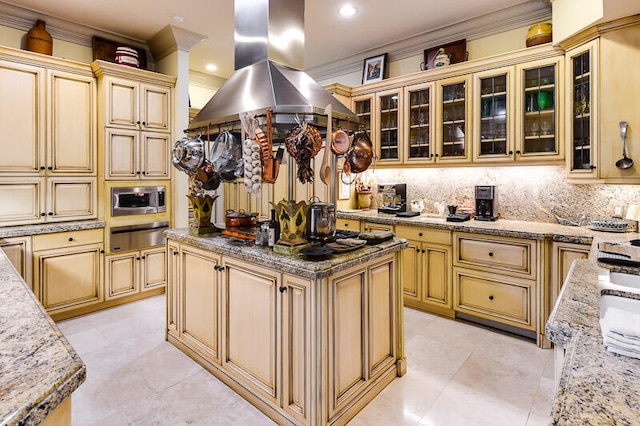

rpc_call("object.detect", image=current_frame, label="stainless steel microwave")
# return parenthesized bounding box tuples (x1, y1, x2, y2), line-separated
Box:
(111, 186, 166, 216)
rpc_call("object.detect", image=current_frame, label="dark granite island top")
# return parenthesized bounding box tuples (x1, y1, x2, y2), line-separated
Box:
(546, 253, 640, 424)
(0, 248, 85, 425)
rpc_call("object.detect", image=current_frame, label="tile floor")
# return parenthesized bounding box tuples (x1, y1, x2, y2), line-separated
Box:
(58, 295, 555, 425)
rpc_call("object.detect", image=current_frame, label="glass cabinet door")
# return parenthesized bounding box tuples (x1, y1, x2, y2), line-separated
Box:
(520, 61, 560, 158)
(376, 89, 402, 163)
(353, 95, 372, 134)
(437, 76, 470, 162)
(566, 39, 598, 178)
(474, 69, 512, 161)
(404, 82, 433, 163)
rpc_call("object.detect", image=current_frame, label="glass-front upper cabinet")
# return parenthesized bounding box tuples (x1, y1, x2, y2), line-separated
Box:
(436, 75, 471, 163)
(566, 39, 598, 180)
(352, 94, 373, 134)
(473, 67, 514, 162)
(375, 88, 403, 164)
(516, 57, 563, 161)
(403, 82, 434, 164)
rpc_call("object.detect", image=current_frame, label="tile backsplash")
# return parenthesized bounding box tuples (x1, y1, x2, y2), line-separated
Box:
(367, 165, 640, 223)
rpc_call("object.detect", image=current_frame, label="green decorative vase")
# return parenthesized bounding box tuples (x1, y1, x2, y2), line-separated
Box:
(188, 195, 218, 234)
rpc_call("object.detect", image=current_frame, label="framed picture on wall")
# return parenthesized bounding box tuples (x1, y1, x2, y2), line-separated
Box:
(362, 53, 387, 84)
(338, 172, 351, 200)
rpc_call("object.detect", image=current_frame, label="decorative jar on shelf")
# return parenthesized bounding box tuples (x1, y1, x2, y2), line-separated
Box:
(188, 194, 218, 235)
(357, 191, 372, 209)
(25, 20, 52, 55)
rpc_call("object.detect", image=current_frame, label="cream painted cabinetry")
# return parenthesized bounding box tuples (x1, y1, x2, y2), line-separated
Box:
(361, 221, 394, 233)
(32, 229, 104, 317)
(375, 88, 403, 165)
(165, 233, 403, 426)
(105, 247, 166, 300)
(336, 218, 360, 230)
(435, 75, 472, 163)
(549, 241, 589, 315)
(92, 60, 174, 181)
(0, 236, 32, 290)
(453, 232, 540, 339)
(0, 49, 97, 226)
(403, 82, 435, 164)
(396, 225, 453, 317)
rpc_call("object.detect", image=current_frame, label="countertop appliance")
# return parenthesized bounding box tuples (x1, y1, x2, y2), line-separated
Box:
(111, 186, 166, 217)
(474, 185, 499, 221)
(378, 183, 407, 214)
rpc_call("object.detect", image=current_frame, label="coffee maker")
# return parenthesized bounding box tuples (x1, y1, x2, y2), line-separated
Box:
(377, 183, 407, 214)
(474, 185, 499, 221)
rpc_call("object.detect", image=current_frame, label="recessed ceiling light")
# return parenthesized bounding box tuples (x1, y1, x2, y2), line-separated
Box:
(171, 14, 184, 23)
(206, 63, 218, 72)
(339, 5, 357, 17)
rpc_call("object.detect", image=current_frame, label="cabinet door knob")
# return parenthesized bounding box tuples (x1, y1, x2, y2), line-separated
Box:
(136, 120, 141, 125)
(515, 150, 521, 155)
(418, 232, 423, 236)
(508, 150, 513, 155)
(590, 165, 596, 170)
(435, 153, 439, 157)
(40, 212, 46, 217)
(489, 295, 494, 300)
(68, 237, 73, 241)
(142, 171, 146, 175)
(173, 250, 178, 255)
(279, 286, 287, 293)
(141, 255, 146, 259)
(136, 171, 141, 175)
(142, 121, 147, 126)
(40, 166, 45, 170)
(100, 249, 105, 254)
(136, 257, 141, 260)
(47, 166, 52, 170)
(48, 212, 53, 216)
(488, 252, 493, 257)
(421, 249, 426, 253)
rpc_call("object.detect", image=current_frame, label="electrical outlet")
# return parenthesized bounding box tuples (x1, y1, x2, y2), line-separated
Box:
(613, 205, 624, 218)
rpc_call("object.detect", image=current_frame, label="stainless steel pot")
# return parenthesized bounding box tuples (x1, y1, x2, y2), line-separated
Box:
(306, 198, 336, 242)
(172, 136, 205, 173)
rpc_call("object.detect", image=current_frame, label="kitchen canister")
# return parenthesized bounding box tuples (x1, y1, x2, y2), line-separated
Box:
(115, 46, 140, 68)
(526, 22, 552, 47)
(25, 20, 53, 55)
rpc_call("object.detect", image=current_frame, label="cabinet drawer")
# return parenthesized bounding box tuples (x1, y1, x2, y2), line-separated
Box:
(454, 268, 534, 330)
(396, 225, 451, 245)
(336, 218, 360, 230)
(454, 233, 536, 279)
(33, 228, 103, 251)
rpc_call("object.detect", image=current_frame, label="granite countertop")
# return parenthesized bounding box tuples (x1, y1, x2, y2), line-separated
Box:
(546, 254, 640, 424)
(337, 210, 639, 244)
(0, 249, 86, 425)
(165, 228, 407, 280)
(0, 220, 105, 238)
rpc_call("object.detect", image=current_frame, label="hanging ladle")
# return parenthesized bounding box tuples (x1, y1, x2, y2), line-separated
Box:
(616, 121, 633, 169)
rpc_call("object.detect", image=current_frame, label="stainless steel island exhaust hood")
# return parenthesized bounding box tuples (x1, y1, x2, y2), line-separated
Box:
(189, 0, 358, 133)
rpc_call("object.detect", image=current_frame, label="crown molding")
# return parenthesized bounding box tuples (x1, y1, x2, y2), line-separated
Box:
(189, 69, 226, 89)
(147, 25, 207, 61)
(307, 0, 551, 82)
(0, 2, 147, 49)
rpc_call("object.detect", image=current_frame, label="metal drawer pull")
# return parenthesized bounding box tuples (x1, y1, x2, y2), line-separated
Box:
(489, 295, 494, 300)
(68, 237, 73, 241)
(488, 252, 493, 257)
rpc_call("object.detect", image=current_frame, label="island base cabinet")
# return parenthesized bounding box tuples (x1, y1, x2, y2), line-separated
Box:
(223, 258, 280, 405)
(165, 235, 404, 426)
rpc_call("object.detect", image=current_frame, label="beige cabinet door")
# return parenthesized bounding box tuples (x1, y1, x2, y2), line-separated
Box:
(105, 76, 139, 128)
(141, 83, 171, 132)
(223, 257, 280, 404)
(46, 177, 97, 221)
(361, 221, 394, 233)
(166, 241, 180, 336)
(0, 60, 45, 174)
(47, 70, 96, 174)
(140, 247, 166, 290)
(367, 257, 396, 378)
(435, 74, 472, 163)
(400, 240, 421, 300)
(281, 274, 312, 425)
(422, 244, 452, 311)
(105, 128, 139, 179)
(0, 236, 32, 290)
(34, 243, 103, 313)
(181, 245, 222, 362)
(550, 242, 589, 314)
(105, 252, 138, 299)
(0, 177, 44, 226)
(140, 132, 170, 179)
(375, 88, 404, 165)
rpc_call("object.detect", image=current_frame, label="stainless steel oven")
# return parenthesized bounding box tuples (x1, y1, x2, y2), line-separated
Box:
(110, 221, 169, 253)
(111, 186, 166, 216)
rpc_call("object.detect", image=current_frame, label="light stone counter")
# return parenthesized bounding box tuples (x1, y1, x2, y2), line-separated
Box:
(0, 220, 105, 238)
(165, 228, 407, 279)
(546, 253, 640, 424)
(338, 210, 639, 244)
(0, 247, 85, 425)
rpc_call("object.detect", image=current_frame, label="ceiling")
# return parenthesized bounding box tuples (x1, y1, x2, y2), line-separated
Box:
(2, 0, 550, 80)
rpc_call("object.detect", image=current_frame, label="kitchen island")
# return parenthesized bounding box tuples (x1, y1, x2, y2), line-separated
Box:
(545, 234, 640, 424)
(0, 246, 85, 425)
(164, 229, 407, 426)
